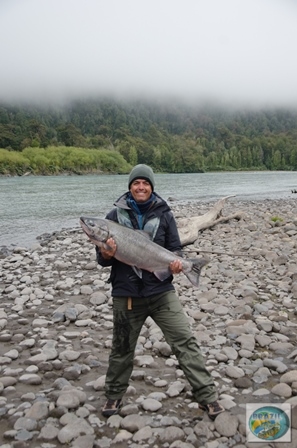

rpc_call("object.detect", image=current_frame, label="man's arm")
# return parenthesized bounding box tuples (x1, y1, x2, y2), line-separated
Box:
(165, 212, 183, 274)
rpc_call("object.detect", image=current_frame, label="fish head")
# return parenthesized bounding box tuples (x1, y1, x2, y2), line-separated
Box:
(80, 217, 110, 243)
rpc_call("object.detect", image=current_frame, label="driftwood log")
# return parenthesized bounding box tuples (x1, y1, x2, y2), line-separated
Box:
(176, 196, 245, 246)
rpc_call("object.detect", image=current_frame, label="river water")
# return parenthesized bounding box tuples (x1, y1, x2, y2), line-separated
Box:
(1, 171, 296, 248)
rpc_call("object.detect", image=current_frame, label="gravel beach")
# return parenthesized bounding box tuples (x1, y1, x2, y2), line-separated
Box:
(1, 198, 297, 448)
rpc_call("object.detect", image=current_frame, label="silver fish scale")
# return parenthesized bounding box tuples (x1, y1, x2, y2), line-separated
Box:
(107, 220, 186, 272)
(80, 217, 208, 286)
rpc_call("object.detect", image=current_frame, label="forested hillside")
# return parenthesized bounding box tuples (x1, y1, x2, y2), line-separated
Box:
(1, 98, 297, 174)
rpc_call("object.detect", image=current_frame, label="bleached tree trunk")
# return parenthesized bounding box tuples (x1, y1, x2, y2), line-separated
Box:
(176, 196, 244, 246)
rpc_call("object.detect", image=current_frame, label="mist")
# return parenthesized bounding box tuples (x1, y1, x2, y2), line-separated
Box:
(1, 0, 297, 108)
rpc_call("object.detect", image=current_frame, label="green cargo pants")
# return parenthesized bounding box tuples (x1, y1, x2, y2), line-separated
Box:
(104, 290, 217, 405)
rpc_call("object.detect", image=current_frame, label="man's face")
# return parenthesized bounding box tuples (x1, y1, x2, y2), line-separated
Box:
(130, 178, 152, 203)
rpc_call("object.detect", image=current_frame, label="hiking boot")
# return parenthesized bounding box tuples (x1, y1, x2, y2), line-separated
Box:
(101, 398, 123, 417)
(199, 401, 225, 420)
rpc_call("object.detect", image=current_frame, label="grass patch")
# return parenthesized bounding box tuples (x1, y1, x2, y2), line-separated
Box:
(271, 216, 283, 223)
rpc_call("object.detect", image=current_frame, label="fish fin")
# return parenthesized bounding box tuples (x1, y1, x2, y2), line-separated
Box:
(184, 257, 209, 287)
(132, 266, 143, 278)
(153, 269, 172, 282)
(88, 239, 111, 251)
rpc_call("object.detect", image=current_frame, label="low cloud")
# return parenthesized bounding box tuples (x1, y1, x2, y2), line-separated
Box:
(1, 0, 297, 108)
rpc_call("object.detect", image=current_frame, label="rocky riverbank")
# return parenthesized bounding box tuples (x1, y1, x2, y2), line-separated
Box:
(0, 198, 297, 448)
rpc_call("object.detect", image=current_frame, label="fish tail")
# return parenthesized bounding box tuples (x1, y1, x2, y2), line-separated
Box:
(184, 257, 209, 287)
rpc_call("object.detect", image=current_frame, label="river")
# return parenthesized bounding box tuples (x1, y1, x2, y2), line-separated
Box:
(1, 171, 296, 248)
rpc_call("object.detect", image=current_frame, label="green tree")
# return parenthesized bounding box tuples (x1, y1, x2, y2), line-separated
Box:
(57, 123, 86, 147)
(0, 149, 30, 174)
(272, 149, 282, 169)
(290, 148, 297, 169)
(128, 146, 138, 166)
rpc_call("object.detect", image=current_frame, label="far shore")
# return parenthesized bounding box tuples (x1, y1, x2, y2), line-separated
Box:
(2, 168, 297, 179)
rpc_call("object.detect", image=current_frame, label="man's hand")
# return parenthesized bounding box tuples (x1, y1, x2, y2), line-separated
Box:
(169, 259, 183, 275)
(100, 238, 117, 260)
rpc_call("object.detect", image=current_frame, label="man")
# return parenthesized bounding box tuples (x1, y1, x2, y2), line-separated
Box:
(96, 164, 224, 420)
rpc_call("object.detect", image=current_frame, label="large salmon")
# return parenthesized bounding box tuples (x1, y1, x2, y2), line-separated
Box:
(80, 217, 208, 287)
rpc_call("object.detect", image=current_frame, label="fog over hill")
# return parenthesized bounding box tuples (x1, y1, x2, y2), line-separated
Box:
(1, 0, 297, 108)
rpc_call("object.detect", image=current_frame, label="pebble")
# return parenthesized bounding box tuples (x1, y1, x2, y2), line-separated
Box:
(0, 198, 297, 447)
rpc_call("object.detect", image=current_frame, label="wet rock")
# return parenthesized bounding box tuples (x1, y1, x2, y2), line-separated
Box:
(0, 198, 297, 446)
(214, 412, 239, 437)
(57, 418, 94, 444)
(158, 425, 185, 443)
(141, 398, 162, 412)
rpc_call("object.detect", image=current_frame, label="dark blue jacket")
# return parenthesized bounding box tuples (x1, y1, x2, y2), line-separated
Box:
(96, 192, 182, 298)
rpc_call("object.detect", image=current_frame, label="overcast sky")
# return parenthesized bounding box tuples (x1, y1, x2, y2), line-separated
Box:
(1, 0, 297, 108)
